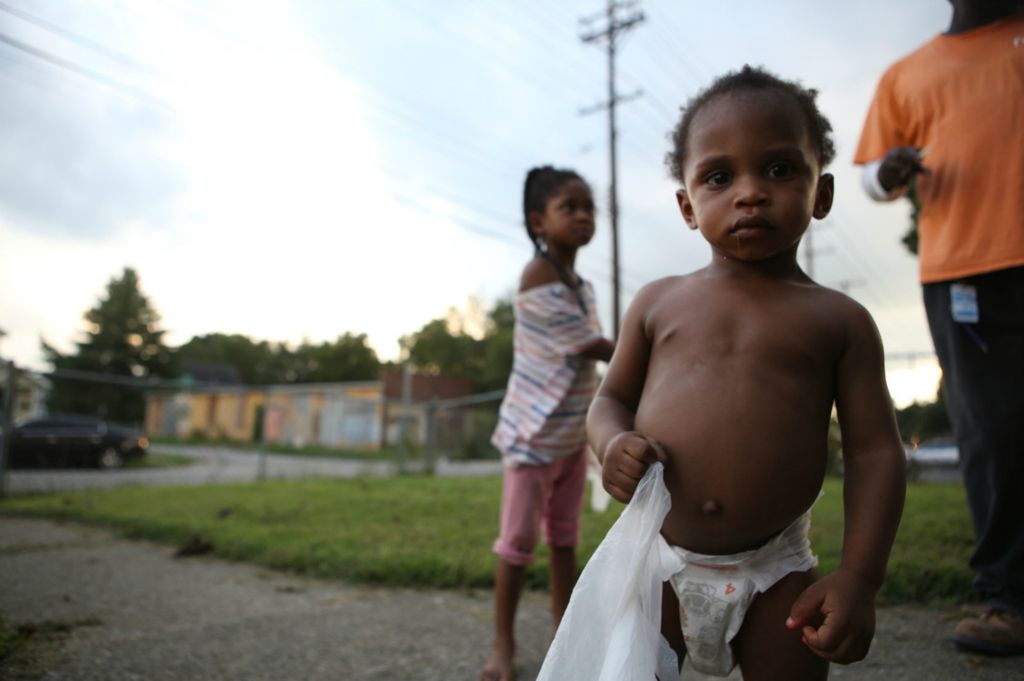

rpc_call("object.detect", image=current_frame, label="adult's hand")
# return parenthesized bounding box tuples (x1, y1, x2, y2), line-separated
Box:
(878, 146, 927, 192)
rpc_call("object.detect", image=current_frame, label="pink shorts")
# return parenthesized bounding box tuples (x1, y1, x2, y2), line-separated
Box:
(492, 449, 588, 566)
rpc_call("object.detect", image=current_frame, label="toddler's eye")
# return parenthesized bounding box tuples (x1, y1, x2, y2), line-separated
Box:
(705, 171, 730, 186)
(767, 162, 796, 179)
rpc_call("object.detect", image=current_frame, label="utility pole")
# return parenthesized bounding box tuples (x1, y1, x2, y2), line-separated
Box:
(580, 0, 644, 338)
(0, 360, 16, 499)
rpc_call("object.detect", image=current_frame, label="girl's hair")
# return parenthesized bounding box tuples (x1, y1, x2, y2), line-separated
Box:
(522, 165, 588, 251)
(665, 65, 836, 185)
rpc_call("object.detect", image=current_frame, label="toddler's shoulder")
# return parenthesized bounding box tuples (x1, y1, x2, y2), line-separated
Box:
(635, 273, 699, 299)
(623, 275, 704, 330)
(811, 285, 884, 347)
(816, 285, 874, 320)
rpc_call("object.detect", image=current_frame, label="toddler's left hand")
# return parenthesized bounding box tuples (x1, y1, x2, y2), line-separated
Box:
(785, 569, 877, 664)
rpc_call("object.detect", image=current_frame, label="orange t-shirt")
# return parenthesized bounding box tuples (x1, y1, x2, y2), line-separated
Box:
(854, 17, 1024, 284)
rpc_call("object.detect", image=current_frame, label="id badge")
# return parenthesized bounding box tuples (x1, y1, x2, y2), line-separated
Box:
(950, 283, 979, 323)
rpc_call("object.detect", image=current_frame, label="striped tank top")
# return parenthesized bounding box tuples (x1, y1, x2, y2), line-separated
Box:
(491, 280, 603, 466)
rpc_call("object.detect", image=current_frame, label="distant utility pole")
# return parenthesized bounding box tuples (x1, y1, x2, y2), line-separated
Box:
(580, 0, 644, 338)
(0, 360, 16, 499)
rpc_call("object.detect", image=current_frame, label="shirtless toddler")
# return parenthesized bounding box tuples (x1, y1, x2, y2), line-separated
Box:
(587, 66, 907, 680)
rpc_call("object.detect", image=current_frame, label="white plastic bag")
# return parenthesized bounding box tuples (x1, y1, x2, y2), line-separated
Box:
(587, 449, 612, 513)
(536, 462, 683, 681)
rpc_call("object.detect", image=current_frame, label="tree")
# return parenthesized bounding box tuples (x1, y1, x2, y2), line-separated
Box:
(294, 333, 380, 383)
(478, 299, 514, 391)
(406, 318, 482, 379)
(404, 298, 514, 391)
(175, 333, 284, 384)
(895, 387, 953, 444)
(42, 267, 174, 424)
(176, 332, 380, 385)
(900, 179, 921, 256)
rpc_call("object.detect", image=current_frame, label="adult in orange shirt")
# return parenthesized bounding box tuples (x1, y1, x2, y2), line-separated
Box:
(854, 0, 1024, 656)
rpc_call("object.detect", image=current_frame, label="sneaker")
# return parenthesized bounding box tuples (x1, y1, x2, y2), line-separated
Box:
(953, 608, 1024, 656)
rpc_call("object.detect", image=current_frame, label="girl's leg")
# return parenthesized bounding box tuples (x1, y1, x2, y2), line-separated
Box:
(548, 545, 577, 635)
(482, 558, 527, 681)
(484, 464, 544, 681)
(735, 569, 829, 681)
(544, 449, 589, 635)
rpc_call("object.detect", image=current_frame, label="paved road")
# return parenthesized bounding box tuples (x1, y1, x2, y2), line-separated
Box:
(1, 518, 1021, 681)
(3, 444, 504, 494)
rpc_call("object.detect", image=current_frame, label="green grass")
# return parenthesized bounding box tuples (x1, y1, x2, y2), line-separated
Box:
(0, 477, 973, 604)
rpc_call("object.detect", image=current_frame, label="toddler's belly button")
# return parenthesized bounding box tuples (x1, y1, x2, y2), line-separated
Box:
(700, 499, 721, 515)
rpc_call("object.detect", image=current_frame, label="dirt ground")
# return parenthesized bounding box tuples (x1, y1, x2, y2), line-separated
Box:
(0, 517, 1021, 681)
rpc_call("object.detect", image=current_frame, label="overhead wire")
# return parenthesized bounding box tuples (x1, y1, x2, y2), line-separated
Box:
(15, 0, 923, 324)
(810, 218, 936, 355)
(649, 0, 718, 83)
(0, 31, 168, 109)
(391, 0, 647, 290)
(0, 0, 158, 74)
(146, 0, 649, 293)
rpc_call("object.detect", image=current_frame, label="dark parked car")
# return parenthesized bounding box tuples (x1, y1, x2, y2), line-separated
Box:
(5, 415, 148, 469)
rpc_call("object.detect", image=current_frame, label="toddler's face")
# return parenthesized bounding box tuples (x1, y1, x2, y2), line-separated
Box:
(676, 90, 833, 264)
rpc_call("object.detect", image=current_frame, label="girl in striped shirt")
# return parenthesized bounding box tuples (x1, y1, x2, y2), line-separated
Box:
(482, 166, 615, 681)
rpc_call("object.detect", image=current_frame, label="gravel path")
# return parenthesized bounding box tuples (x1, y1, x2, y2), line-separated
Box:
(1, 518, 1021, 681)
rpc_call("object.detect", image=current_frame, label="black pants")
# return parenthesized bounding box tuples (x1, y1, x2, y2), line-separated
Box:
(923, 266, 1024, 614)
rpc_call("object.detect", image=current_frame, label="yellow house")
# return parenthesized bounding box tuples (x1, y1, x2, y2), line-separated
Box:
(145, 371, 476, 452)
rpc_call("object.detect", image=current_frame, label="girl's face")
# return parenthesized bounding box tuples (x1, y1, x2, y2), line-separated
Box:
(675, 90, 833, 265)
(531, 179, 596, 252)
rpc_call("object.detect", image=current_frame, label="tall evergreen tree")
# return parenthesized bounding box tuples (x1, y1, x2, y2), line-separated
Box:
(42, 267, 174, 424)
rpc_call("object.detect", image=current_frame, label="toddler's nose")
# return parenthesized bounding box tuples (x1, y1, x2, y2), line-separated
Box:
(733, 176, 769, 207)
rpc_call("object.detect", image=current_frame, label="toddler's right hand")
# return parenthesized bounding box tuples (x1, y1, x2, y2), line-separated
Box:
(601, 431, 668, 503)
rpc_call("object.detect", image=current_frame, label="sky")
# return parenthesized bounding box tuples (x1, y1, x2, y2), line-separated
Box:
(0, 0, 950, 405)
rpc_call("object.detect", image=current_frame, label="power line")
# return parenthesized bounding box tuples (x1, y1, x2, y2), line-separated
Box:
(0, 31, 167, 109)
(0, 1, 157, 74)
(813, 218, 933, 348)
(1, 2, 653, 302)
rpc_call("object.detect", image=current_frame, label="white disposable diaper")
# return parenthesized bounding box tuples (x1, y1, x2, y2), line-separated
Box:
(661, 511, 817, 675)
(536, 463, 817, 680)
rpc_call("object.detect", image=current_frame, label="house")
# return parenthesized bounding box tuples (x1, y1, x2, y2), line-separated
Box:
(0, 365, 50, 423)
(145, 368, 477, 452)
